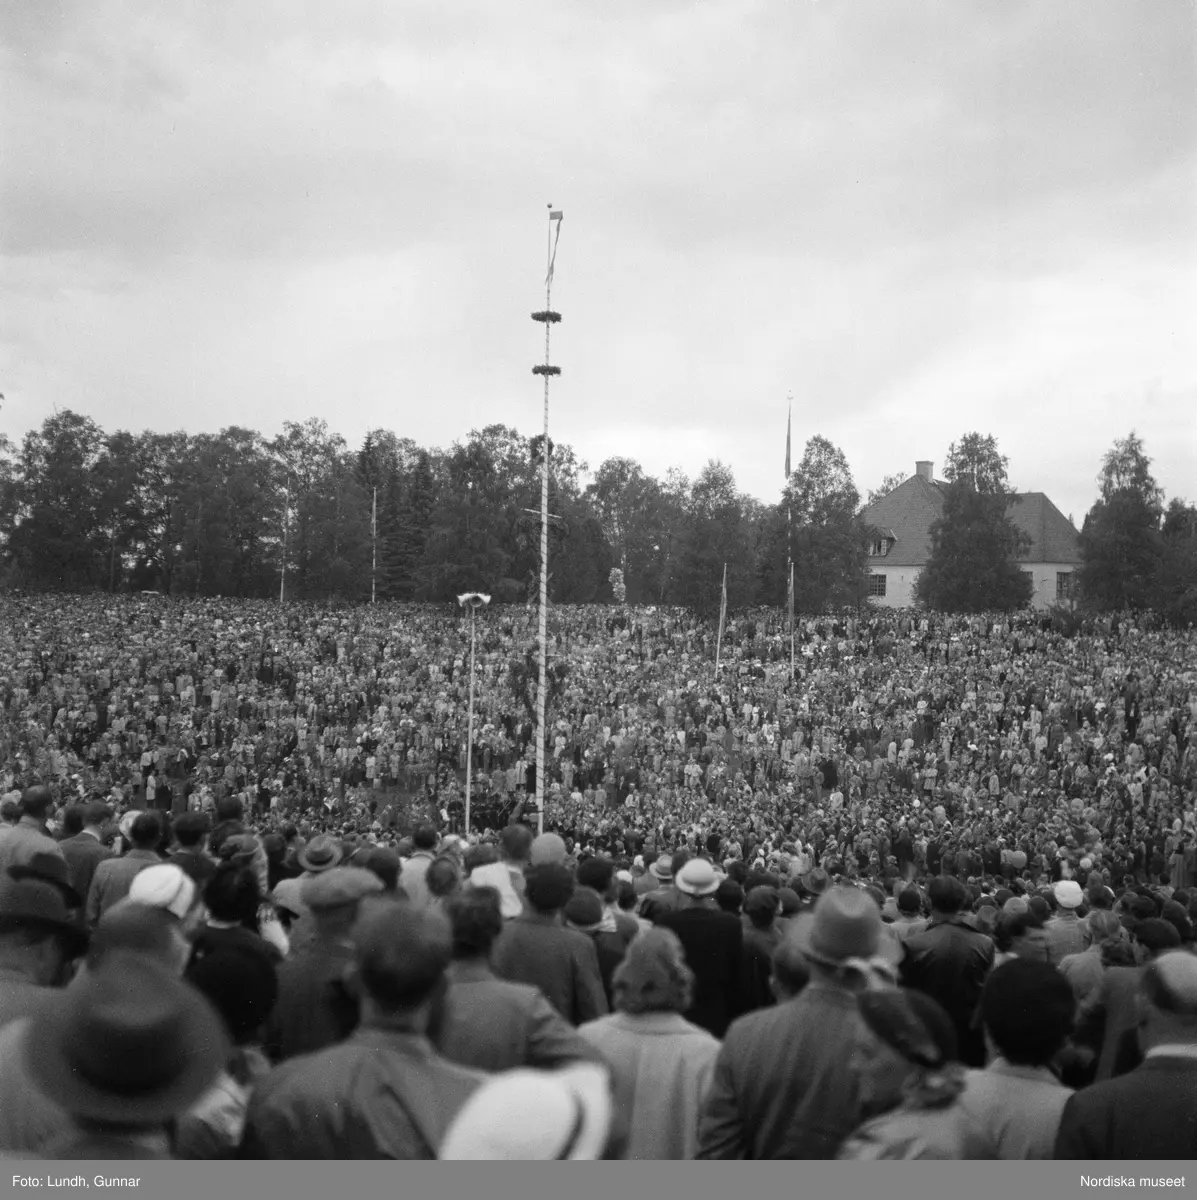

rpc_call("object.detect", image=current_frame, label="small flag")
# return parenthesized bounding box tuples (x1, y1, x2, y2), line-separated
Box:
(546, 210, 564, 286)
(785, 405, 792, 480)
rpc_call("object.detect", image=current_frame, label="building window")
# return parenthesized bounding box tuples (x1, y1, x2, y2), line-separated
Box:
(1056, 572, 1072, 599)
(868, 574, 887, 597)
(869, 538, 891, 558)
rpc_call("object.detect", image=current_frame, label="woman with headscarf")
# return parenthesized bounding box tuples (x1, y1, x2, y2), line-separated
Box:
(837, 989, 994, 1159)
(577, 928, 720, 1159)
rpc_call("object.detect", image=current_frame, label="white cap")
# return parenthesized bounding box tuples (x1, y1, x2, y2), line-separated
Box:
(127, 864, 198, 921)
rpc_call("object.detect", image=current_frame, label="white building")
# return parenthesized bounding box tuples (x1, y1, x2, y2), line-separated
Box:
(860, 461, 1081, 610)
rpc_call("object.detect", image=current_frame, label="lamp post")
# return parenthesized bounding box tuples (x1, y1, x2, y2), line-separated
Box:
(457, 592, 490, 837)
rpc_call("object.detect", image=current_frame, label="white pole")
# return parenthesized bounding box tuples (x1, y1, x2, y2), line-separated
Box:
(279, 480, 288, 604)
(371, 486, 377, 606)
(465, 605, 476, 837)
(790, 561, 795, 681)
(715, 562, 727, 677)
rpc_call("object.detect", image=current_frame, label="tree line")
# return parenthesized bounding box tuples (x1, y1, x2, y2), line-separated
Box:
(0, 414, 1191, 623)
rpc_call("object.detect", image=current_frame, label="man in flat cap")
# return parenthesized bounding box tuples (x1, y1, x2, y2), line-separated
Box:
(264, 867, 383, 1062)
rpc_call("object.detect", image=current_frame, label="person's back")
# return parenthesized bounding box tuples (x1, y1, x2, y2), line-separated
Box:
(1055, 952, 1197, 1158)
(901, 877, 994, 1066)
(57, 804, 114, 901)
(85, 812, 164, 926)
(241, 897, 485, 1159)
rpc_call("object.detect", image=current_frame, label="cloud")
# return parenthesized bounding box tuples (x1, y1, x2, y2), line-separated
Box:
(0, 0, 1193, 526)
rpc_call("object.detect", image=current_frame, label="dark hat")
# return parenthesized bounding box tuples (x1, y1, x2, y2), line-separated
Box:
(22, 952, 227, 1124)
(352, 898, 452, 1011)
(218, 834, 258, 864)
(744, 886, 779, 916)
(297, 834, 343, 874)
(799, 868, 830, 897)
(8, 852, 83, 908)
(300, 866, 384, 912)
(0, 879, 88, 956)
(1136, 917, 1183, 956)
(778, 887, 802, 916)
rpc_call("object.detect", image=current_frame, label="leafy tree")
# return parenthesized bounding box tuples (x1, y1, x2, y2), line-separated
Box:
(1077, 432, 1165, 612)
(759, 436, 868, 611)
(1156, 498, 1197, 627)
(916, 483, 1032, 612)
(865, 472, 908, 507)
(943, 432, 1012, 495)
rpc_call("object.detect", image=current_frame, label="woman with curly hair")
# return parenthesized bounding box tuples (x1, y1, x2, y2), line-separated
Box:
(577, 928, 720, 1159)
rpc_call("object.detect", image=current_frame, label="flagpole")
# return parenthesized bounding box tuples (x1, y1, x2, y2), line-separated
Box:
(715, 562, 727, 677)
(371, 487, 377, 606)
(531, 205, 564, 837)
(279, 477, 289, 604)
(785, 395, 793, 682)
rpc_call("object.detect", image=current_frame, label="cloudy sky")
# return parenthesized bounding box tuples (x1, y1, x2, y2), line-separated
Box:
(2, 0, 1194, 525)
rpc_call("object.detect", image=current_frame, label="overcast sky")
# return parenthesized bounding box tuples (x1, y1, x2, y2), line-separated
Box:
(2, 0, 1194, 526)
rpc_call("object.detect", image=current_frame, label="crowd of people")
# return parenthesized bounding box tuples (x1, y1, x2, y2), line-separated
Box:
(0, 591, 1195, 1159)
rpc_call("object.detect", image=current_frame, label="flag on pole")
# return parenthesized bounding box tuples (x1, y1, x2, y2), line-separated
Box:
(546, 211, 564, 285)
(785, 404, 792, 480)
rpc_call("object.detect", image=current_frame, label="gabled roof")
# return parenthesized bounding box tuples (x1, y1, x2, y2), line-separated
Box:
(860, 475, 945, 567)
(860, 480, 1081, 567)
(1008, 492, 1082, 565)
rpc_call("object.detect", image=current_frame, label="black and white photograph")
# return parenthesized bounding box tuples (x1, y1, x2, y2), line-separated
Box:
(0, 0, 1195, 1181)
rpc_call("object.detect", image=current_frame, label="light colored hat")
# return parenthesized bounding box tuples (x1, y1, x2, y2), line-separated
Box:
(440, 1064, 612, 1160)
(127, 864, 197, 921)
(1054, 880, 1084, 910)
(674, 858, 720, 897)
(788, 886, 900, 968)
(530, 833, 567, 867)
(649, 854, 674, 882)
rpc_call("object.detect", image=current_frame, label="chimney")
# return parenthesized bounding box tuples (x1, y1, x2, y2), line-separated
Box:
(915, 461, 933, 482)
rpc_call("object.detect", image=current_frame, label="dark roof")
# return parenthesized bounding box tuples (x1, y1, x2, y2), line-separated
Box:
(860, 475, 945, 567)
(860, 480, 1081, 567)
(1008, 493, 1082, 565)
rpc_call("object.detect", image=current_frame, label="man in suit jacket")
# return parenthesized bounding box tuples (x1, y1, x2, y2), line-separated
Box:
(698, 887, 899, 1160)
(433, 889, 595, 1072)
(57, 802, 114, 904)
(655, 859, 745, 1038)
(491, 864, 608, 1026)
(901, 875, 994, 1066)
(84, 811, 164, 928)
(1056, 951, 1197, 1158)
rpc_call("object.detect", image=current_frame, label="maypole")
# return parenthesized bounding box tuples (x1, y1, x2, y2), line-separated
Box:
(785, 396, 794, 682)
(531, 206, 563, 836)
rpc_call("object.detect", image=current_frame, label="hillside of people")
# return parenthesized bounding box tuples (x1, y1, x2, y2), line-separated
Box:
(1, 589, 1196, 1158)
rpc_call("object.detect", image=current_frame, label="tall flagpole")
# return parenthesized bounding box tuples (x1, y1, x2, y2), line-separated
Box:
(715, 562, 727, 678)
(279, 476, 289, 604)
(371, 486, 377, 605)
(785, 395, 794, 682)
(531, 206, 563, 836)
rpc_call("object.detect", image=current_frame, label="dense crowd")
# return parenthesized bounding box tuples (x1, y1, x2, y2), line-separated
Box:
(0, 592, 1195, 1159)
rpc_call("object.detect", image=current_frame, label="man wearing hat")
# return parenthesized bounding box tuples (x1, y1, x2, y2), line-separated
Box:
(0, 875, 88, 1027)
(1043, 880, 1087, 966)
(265, 867, 384, 1062)
(17, 951, 228, 1159)
(242, 898, 486, 1158)
(697, 887, 900, 1159)
(640, 850, 690, 922)
(655, 859, 745, 1038)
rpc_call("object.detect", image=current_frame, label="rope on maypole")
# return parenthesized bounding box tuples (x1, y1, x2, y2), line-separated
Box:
(531, 206, 563, 836)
